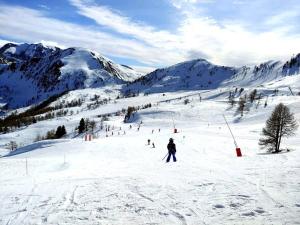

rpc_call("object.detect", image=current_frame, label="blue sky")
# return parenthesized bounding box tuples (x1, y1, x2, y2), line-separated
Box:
(1, 0, 300, 72)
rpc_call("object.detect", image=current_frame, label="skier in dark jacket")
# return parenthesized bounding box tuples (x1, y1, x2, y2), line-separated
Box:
(166, 138, 177, 162)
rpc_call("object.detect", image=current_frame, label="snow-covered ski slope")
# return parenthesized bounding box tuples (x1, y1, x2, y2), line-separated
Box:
(0, 75, 300, 225)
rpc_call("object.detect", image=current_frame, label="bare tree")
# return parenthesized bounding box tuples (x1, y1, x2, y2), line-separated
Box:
(228, 91, 235, 107)
(184, 98, 190, 105)
(9, 141, 18, 151)
(259, 103, 298, 153)
(124, 106, 136, 122)
(249, 89, 257, 103)
(89, 120, 96, 133)
(85, 118, 90, 132)
(237, 96, 246, 116)
(34, 134, 43, 142)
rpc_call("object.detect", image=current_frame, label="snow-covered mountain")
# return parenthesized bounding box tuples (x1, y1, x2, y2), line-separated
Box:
(125, 54, 300, 94)
(223, 55, 300, 86)
(124, 59, 237, 94)
(0, 43, 141, 109)
(1, 42, 300, 109)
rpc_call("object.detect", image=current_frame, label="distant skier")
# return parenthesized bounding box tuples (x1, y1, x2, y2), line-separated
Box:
(166, 138, 177, 163)
(147, 139, 151, 145)
(152, 142, 155, 148)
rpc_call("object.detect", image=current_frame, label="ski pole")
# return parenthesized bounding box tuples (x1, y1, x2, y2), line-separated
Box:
(162, 152, 168, 161)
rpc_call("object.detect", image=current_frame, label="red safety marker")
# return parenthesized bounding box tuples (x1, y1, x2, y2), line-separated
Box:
(236, 148, 242, 157)
(85, 134, 93, 141)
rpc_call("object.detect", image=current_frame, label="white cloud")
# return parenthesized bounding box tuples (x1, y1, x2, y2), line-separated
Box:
(0, 4, 182, 67)
(39, 40, 66, 49)
(38, 4, 50, 10)
(130, 66, 156, 74)
(264, 10, 300, 28)
(69, 0, 179, 49)
(0, 39, 17, 47)
(1, 1, 300, 70)
(178, 15, 300, 65)
(70, 0, 300, 66)
(170, 0, 214, 9)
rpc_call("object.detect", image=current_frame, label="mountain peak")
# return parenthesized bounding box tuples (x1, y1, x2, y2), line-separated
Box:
(125, 53, 300, 95)
(0, 42, 142, 109)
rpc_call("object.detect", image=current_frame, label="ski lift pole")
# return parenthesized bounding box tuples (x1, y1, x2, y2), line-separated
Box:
(171, 113, 175, 129)
(288, 86, 294, 96)
(172, 113, 178, 133)
(222, 114, 242, 157)
(25, 158, 28, 176)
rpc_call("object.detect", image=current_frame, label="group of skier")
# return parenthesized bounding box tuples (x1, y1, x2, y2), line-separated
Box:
(108, 123, 177, 163)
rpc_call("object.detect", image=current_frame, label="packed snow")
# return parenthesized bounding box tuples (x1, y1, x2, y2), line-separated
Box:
(1, 75, 300, 224)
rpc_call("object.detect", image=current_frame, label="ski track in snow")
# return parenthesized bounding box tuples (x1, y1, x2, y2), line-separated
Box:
(1, 87, 300, 224)
(1, 162, 300, 224)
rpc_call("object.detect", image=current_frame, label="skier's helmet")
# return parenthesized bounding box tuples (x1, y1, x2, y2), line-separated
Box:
(169, 138, 174, 142)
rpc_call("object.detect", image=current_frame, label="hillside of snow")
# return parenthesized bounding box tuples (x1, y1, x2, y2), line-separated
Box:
(0, 43, 141, 109)
(0, 72, 300, 224)
(1, 73, 299, 149)
(125, 54, 300, 95)
(1, 42, 299, 112)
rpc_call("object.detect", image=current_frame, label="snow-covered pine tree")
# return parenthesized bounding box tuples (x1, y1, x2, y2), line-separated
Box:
(78, 118, 85, 133)
(61, 125, 66, 136)
(55, 126, 62, 138)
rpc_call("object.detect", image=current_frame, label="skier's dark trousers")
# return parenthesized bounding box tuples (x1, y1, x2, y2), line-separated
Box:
(166, 138, 177, 162)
